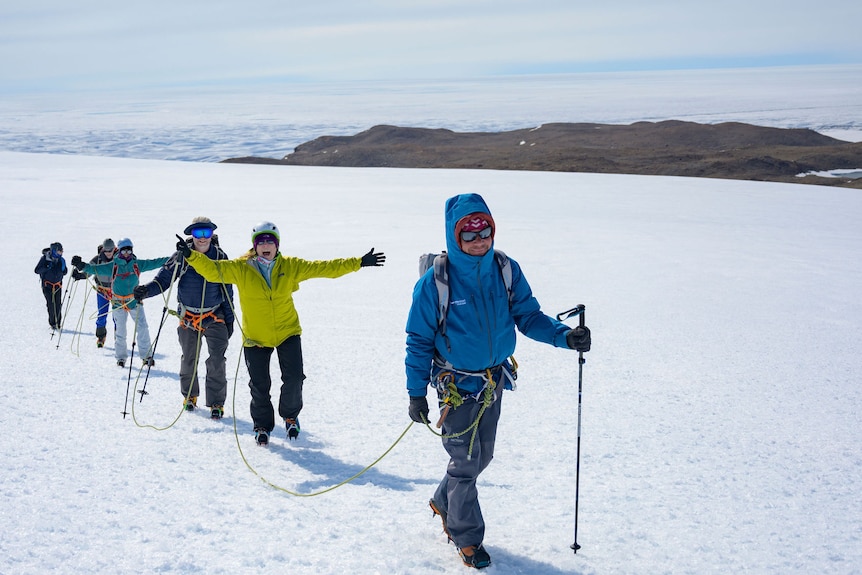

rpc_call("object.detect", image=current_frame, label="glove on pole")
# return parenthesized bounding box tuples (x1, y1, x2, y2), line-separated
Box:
(558, 304, 587, 553)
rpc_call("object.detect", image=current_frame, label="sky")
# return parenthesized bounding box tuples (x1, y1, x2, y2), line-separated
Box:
(2, 0, 862, 94)
(2, 150, 860, 574)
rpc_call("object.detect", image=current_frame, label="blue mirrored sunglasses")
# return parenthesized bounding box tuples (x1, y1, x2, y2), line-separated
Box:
(191, 227, 213, 239)
(460, 226, 493, 243)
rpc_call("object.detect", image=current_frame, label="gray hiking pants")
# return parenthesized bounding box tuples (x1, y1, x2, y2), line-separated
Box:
(177, 321, 229, 407)
(432, 389, 503, 548)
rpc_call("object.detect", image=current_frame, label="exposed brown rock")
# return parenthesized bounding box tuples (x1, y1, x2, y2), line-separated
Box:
(222, 121, 862, 189)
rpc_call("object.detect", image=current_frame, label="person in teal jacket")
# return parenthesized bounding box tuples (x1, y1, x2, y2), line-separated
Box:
(404, 193, 591, 569)
(72, 238, 169, 367)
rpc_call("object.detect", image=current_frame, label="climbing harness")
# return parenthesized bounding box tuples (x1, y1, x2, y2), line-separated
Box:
(422, 357, 518, 460)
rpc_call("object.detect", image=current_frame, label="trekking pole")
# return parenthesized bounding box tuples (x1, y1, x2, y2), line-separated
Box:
(122, 308, 140, 419)
(69, 279, 93, 356)
(138, 304, 169, 402)
(557, 304, 586, 553)
(138, 252, 182, 402)
(54, 281, 75, 349)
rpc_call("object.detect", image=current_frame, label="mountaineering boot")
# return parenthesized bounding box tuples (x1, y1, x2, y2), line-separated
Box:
(429, 499, 452, 542)
(143, 356, 155, 367)
(184, 396, 198, 411)
(96, 326, 107, 348)
(285, 418, 300, 440)
(117, 359, 126, 367)
(254, 427, 269, 446)
(458, 544, 491, 569)
(96, 336, 106, 348)
(210, 405, 224, 420)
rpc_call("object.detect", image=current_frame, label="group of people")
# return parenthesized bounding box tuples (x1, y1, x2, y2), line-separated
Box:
(35, 194, 591, 570)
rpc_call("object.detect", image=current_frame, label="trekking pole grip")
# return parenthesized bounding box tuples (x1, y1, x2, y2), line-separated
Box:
(556, 304, 585, 323)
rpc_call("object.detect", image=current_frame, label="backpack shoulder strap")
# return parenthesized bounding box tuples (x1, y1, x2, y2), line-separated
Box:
(432, 253, 449, 328)
(493, 249, 513, 306)
(432, 253, 452, 351)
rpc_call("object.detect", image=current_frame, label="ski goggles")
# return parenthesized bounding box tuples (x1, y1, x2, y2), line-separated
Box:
(191, 227, 214, 239)
(119, 247, 133, 253)
(459, 226, 493, 243)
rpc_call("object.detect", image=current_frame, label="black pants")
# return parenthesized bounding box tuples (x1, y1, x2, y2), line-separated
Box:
(243, 335, 305, 432)
(42, 283, 62, 328)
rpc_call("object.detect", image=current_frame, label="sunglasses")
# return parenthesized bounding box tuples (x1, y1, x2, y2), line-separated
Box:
(460, 227, 493, 243)
(191, 227, 213, 239)
(120, 247, 133, 253)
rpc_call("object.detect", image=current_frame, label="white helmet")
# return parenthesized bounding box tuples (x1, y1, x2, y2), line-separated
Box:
(251, 221, 280, 243)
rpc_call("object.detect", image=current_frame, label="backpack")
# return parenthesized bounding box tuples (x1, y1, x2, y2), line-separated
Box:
(418, 250, 513, 347)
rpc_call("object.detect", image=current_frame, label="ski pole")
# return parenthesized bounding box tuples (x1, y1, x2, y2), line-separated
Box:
(557, 304, 586, 553)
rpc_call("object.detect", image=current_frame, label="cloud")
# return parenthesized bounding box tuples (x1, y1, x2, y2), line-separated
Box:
(1, 0, 860, 93)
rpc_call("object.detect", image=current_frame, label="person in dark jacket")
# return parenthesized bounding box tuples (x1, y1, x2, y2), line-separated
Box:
(134, 217, 235, 419)
(404, 193, 591, 569)
(34, 242, 68, 330)
(72, 238, 117, 347)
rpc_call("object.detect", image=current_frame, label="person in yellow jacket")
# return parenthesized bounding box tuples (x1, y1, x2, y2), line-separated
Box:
(180, 221, 385, 446)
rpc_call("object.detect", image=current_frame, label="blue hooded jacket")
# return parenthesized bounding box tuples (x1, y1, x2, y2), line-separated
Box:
(405, 193, 572, 397)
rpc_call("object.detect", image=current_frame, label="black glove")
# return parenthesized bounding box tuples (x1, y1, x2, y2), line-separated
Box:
(133, 284, 148, 302)
(566, 326, 591, 352)
(175, 235, 192, 258)
(226, 322, 234, 338)
(72, 269, 86, 281)
(71, 255, 84, 271)
(360, 248, 386, 267)
(408, 396, 429, 423)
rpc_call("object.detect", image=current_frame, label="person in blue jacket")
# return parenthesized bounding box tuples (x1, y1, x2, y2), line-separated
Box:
(34, 242, 68, 330)
(71, 238, 118, 347)
(405, 193, 591, 569)
(134, 217, 235, 419)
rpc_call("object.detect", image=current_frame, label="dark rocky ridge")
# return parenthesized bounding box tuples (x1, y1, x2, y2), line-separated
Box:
(222, 121, 862, 189)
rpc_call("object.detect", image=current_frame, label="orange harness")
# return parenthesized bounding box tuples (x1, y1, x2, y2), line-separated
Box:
(96, 285, 113, 299)
(112, 293, 136, 312)
(43, 280, 62, 290)
(180, 309, 224, 332)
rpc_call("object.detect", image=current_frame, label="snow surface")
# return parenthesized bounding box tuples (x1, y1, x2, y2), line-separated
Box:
(1, 148, 860, 575)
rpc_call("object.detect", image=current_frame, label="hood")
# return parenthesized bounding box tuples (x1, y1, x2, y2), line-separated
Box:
(444, 193, 495, 271)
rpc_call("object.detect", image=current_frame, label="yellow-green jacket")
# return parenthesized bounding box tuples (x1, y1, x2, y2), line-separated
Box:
(187, 250, 361, 347)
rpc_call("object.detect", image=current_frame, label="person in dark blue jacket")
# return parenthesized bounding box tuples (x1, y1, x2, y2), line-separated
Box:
(34, 242, 68, 330)
(405, 193, 591, 569)
(72, 238, 118, 347)
(134, 217, 235, 419)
